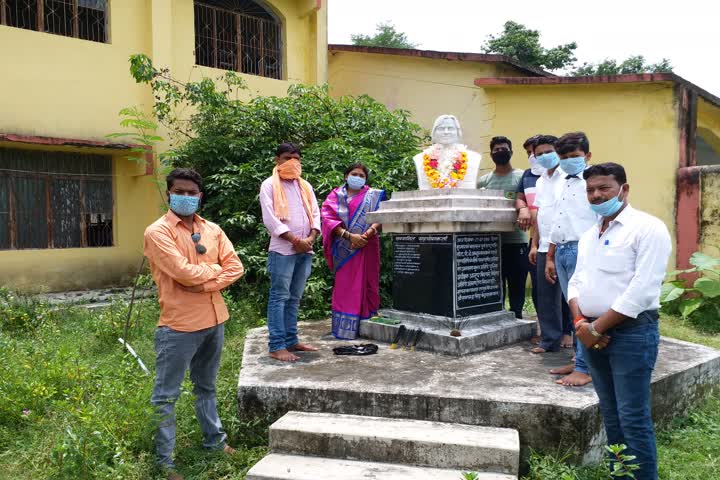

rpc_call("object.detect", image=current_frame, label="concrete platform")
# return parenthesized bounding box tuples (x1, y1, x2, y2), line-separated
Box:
(238, 321, 720, 464)
(246, 454, 516, 480)
(270, 411, 519, 474)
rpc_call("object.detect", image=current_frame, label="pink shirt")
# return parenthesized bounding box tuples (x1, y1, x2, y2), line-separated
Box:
(260, 177, 321, 255)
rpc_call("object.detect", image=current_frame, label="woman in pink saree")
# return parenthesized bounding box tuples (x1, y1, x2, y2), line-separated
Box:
(321, 163, 386, 339)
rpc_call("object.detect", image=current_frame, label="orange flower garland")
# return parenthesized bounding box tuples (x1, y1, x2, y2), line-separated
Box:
(422, 147, 468, 188)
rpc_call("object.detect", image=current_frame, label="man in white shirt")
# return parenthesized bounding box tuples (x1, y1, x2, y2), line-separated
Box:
(545, 132, 598, 387)
(568, 163, 671, 480)
(529, 135, 571, 354)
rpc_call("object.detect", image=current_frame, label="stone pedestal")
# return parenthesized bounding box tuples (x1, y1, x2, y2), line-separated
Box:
(364, 189, 533, 356)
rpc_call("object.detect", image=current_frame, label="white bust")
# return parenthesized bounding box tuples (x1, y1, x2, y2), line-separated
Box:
(413, 115, 481, 189)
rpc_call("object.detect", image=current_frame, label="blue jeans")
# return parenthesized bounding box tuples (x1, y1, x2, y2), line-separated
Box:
(537, 252, 565, 351)
(152, 324, 226, 468)
(583, 312, 660, 480)
(267, 252, 313, 352)
(555, 242, 588, 375)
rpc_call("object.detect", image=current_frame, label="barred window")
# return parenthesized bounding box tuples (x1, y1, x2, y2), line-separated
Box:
(0, 148, 114, 250)
(0, 0, 108, 43)
(194, 0, 283, 80)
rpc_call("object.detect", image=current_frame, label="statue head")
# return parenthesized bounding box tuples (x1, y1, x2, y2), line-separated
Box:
(431, 115, 463, 145)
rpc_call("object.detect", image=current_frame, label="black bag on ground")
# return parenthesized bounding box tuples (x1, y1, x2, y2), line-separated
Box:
(332, 344, 379, 356)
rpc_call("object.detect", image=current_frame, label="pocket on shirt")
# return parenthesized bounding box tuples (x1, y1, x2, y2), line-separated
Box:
(597, 248, 634, 273)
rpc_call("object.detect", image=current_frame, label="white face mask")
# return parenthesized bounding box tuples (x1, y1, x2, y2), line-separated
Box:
(529, 154, 545, 176)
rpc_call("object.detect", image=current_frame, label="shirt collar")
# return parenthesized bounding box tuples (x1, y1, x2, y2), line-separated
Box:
(165, 210, 207, 227)
(596, 204, 634, 227)
(543, 166, 565, 180)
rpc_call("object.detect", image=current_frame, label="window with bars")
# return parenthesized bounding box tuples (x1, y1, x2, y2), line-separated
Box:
(194, 1, 283, 80)
(0, 0, 108, 43)
(0, 148, 114, 250)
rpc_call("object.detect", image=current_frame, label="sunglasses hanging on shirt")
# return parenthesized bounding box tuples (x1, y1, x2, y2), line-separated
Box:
(191, 231, 207, 254)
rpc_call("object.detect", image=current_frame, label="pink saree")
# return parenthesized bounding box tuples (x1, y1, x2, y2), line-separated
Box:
(321, 185, 386, 339)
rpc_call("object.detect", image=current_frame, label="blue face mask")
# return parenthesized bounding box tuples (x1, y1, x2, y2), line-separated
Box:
(559, 156, 586, 176)
(536, 151, 560, 169)
(169, 194, 200, 216)
(589, 186, 626, 217)
(346, 175, 366, 190)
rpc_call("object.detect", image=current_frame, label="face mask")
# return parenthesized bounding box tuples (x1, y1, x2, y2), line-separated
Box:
(536, 151, 560, 169)
(169, 194, 200, 217)
(277, 159, 302, 180)
(529, 154, 545, 176)
(346, 175, 366, 190)
(491, 150, 512, 165)
(589, 185, 626, 217)
(559, 156, 586, 176)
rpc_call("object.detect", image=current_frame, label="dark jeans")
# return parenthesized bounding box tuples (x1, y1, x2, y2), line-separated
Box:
(152, 324, 226, 468)
(536, 252, 565, 351)
(583, 311, 660, 480)
(502, 243, 530, 319)
(267, 251, 313, 352)
(528, 243, 538, 312)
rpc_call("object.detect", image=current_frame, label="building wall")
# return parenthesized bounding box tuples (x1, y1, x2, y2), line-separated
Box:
(700, 167, 720, 259)
(328, 50, 529, 166)
(0, 0, 326, 292)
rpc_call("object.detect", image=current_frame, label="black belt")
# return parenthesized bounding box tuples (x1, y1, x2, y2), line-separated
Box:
(589, 310, 658, 331)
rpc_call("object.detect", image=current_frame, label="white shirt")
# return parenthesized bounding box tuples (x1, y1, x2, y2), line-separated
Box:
(535, 166, 565, 252)
(550, 175, 599, 245)
(567, 205, 672, 319)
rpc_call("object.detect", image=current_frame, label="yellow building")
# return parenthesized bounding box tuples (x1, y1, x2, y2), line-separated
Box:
(328, 45, 720, 269)
(0, 0, 328, 292)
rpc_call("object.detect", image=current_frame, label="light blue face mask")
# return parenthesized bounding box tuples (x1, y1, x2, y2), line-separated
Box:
(589, 185, 626, 217)
(536, 151, 560, 169)
(346, 175, 366, 190)
(559, 156, 586, 176)
(169, 194, 200, 216)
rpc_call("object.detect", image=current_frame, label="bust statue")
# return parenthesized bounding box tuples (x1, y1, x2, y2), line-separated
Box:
(413, 115, 481, 189)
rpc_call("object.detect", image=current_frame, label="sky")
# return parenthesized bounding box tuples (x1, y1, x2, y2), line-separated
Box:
(328, 0, 720, 97)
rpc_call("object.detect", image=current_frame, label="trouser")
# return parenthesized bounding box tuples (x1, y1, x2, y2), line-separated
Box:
(267, 251, 313, 352)
(152, 324, 226, 468)
(555, 241, 588, 374)
(502, 243, 530, 319)
(583, 311, 660, 480)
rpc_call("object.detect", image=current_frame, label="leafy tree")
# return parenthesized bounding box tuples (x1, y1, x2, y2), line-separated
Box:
(351, 21, 418, 49)
(122, 54, 425, 318)
(573, 55, 673, 76)
(481, 21, 577, 71)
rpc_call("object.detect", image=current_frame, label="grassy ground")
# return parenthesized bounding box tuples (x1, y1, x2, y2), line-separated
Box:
(1, 290, 719, 479)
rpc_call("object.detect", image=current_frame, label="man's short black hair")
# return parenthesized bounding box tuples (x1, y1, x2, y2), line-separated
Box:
(276, 142, 301, 157)
(556, 132, 590, 155)
(523, 135, 541, 149)
(533, 135, 558, 151)
(490, 136, 512, 151)
(583, 162, 627, 184)
(166, 168, 203, 191)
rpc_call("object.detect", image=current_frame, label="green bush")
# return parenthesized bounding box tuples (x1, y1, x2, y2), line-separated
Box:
(122, 54, 426, 319)
(660, 252, 720, 332)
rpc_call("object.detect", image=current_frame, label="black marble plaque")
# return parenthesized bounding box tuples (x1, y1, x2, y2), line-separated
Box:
(392, 233, 503, 318)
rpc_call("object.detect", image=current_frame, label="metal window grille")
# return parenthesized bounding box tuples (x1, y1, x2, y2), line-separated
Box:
(0, 148, 114, 250)
(194, 1, 283, 80)
(0, 0, 108, 43)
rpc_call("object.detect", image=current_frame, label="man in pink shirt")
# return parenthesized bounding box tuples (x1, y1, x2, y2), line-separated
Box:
(259, 143, 321, 362)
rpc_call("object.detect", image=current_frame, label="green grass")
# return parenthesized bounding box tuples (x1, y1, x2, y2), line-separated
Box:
(2, 289, 720, 480)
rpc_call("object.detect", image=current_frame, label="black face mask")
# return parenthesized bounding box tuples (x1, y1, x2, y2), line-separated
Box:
(491, 150, 512, 165)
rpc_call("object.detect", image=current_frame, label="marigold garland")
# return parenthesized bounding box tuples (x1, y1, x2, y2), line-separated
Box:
(422, 147, 468, 188)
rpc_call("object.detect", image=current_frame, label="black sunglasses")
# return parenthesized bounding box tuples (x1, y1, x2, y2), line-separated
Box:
(191, 232, 207, 254)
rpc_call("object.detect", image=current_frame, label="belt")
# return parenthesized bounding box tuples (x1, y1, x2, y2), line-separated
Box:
(556, 241, 579, 249)
(589, 310, 659, 331)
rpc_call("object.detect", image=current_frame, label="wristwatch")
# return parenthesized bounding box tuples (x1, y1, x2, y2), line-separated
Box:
(587, 322, 602, 338)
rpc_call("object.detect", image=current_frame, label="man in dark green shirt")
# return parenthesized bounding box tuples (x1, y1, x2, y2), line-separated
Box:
(477, 136, 529, 319)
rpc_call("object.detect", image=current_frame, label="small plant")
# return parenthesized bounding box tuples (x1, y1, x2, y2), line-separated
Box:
(661, 251, 720, 332)
(460, 472, 479, 480)
(604, 444, 639, 478)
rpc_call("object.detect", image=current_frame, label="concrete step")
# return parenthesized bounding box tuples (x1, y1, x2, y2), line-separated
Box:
(246, 454, 517, 480)
(269, 411, 520, 475)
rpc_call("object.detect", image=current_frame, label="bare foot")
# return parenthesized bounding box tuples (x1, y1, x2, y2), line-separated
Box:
(289, 343, 319, 352)
(269, 349, 299, 362)
(549, 363, 575, 375)
(531, 346, 548, 354)
(561, 335, 573, 348)
(556, 371, 592, 387)
(223, 445, 236, 455)
(530, 335, 541, 345)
